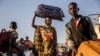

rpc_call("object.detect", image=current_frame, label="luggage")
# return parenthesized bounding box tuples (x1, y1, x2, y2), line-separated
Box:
(0, 29, 11, 51)
(76, 40, 100, 56)
(36, 4, 65, 21)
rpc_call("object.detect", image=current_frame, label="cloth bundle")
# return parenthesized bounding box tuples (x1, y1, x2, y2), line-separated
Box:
(36, 4, 65, 21)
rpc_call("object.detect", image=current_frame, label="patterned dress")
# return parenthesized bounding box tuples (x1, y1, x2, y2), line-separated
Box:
(34, 28, 43, 56)
(34, 26, 57, 56)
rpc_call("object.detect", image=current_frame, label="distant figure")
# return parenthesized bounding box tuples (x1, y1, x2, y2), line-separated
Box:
(32, 11, 57, 56)
(65, 2, 97, 56)
(9, 21, 18, 56)
(17, 38, 25, 56)
(24, 36, 33, 49)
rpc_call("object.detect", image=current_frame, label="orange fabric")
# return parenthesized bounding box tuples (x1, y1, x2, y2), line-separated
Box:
(44, 32, 53, 40)
(40, 27, 53, 41)
(76, 41, 100, 56)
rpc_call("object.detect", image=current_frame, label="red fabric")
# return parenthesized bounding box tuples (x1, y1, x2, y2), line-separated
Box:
(0, 31, 10, 47)
(25, 41, 33, 48)
(74, 20, 78, 28)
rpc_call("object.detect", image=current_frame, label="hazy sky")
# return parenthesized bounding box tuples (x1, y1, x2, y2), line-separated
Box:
(0, 0, 100, 43)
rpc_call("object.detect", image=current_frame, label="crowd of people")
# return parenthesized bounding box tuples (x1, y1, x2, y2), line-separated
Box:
(0, 21, 34, 56)
(0, 2, 99, 56)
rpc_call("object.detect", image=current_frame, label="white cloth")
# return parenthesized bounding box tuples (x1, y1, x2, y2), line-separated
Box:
(24, 50, 33, 56)
(94, 25, 100, 39)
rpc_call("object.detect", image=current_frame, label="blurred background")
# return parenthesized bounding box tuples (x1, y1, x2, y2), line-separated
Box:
(0, 0, 100, 43)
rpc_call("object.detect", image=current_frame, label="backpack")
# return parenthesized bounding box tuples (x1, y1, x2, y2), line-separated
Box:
(0, 29, 11, 50)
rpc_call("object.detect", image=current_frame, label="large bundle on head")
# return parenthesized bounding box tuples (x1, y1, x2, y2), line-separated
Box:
(36, 4, 65, 21)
